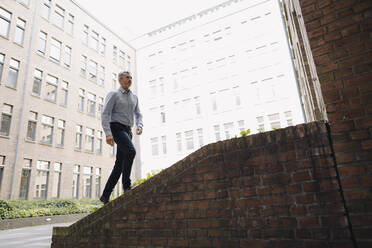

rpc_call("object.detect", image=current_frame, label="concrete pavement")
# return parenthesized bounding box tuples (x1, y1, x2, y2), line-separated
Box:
(0, 222, 73, 248)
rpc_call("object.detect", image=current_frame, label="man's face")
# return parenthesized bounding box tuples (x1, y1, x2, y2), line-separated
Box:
(119, 73, 132, 90)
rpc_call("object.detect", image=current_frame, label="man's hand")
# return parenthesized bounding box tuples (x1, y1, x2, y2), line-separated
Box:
(136, 127, 143, 135)
(106, 135, 114, 146)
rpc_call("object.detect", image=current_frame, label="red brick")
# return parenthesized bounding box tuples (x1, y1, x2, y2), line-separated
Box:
(324, 31, 342, 41)
(361, 139, 372, 150)
(353, 2, 372, 13)
(339, 165, 366, 176)
(350, 130, 370, 140)
(299, 217, 320, 227)
(361, 175, 372, 187)
(341, 24, 361, 37)
(306, 19, 321, 31)
(333, 141, 361, 152)
(330, 120, 355, 132)
(322, 0, 358, 15)
(293, 171, 311, 181)
(302, 4, 316, 15)
(341, 176, 361, 188)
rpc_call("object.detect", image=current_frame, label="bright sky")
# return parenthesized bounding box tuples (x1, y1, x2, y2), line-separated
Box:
(75, 0, 229, 42)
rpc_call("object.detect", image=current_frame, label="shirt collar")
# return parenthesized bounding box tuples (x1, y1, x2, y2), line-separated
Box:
(119, 87, 131, 94)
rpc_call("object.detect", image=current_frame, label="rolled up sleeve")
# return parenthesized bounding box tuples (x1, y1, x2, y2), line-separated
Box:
(101, 91, 116, 136)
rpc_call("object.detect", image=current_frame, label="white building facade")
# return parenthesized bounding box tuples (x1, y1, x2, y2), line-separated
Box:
(134, 0, 305, 177)
(0, 0, 139, 200)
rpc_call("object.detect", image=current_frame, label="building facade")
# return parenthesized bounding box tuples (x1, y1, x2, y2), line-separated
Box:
(133, 0, 307, 177)
(0, 0, 139, 200)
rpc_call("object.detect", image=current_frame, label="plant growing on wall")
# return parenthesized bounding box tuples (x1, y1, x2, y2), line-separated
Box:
(240, 128, 251, 137)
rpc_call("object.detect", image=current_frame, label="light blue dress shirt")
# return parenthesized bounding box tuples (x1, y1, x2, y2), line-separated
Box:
(101, 86, 143, 136)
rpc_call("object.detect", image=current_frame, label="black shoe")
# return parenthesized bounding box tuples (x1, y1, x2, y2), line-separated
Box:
(99, 195, 109, 204)
(124, 185, 132, 192)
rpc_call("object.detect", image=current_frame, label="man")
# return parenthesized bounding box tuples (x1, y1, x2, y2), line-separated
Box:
(100, 71, 143, 204)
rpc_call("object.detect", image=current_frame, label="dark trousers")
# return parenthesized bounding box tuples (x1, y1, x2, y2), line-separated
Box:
(102, 122, 136, 198)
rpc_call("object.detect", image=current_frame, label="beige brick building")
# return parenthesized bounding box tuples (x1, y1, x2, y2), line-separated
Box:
(0, 0, 140, 200)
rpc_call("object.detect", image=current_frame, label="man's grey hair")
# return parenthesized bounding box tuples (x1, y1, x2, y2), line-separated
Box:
(118, 71, 131, 79)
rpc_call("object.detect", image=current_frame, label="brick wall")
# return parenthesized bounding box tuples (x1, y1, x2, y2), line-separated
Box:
(52, 121, 355, 247)
(298, 0, 372, 247)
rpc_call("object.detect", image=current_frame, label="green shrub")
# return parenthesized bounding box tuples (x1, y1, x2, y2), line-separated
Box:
(0, 199, 101, 220)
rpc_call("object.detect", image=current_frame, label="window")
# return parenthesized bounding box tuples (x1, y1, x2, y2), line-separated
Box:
(0, 7, 11, 38)
(90, 31, 99, 51)
(185, 131, 194, 150)
(32, 69, 42, 95)
(126, 55, 131, 72)
(41, 0, 51, 20)
(72, 165, 80, 199)
(210, 92, 217, 112)
(67, 14, 74, 35)
(64, 46, 71, 67)
(268, 113, 281, 129)
(176, 133, 182, 152)
(238, 120, 245, 132)
(182, 98, 192, 120)
(119, 50, 125, 68)
(88, 60, 97, 82)
(98, 66, 105, 86)
(97, 131, 103, 154)
(95, 168, 101, 198)
(257, 116, 265, 132)
(161, 136, 167, 154)
(271, 122, 281, 129)
(75, 125, 82, 149)
(80, 55, 87, 76)
(224, 122, 234, 139)
(112, 73, 116, 90)
(7, 58, 20, 88)
(98, 97, 104, 114)
(56, 120, 65, 147)
(0, 155, 4, 192)
(78, 89, 85, 112)
(17, 0, 30, 6)
(151, 137, 159, 156)
(19, 159, 32, 200)
(83, 25, 89, 44)
(14, 18, 26, 45)
(113, 46, 117, 64)
(85, 127, 94, 152)
(53, 5, 65, 29)
(0, 104, 13, 136)
(35, 160, 50, 199)
(52, 162, 62, 198)
(100, 37, 106, 55)
(40, 115, 54, 144)
(159, 78, 164, 94)
(233, 86, 241, 106)
(197, 128, 203, 147)
(38, 31, 47, 55)
(83, 167, 93, 198)
(194, 96, 201, 115)
(45, 74, 58, 102)
(160, 105, 165, 123)
(50, 38, 62, 62)
(214, 125, 221, 141)
(149, 80, 156, 97)
(87, 93, 96, 115)
(61, 81, 68, 106)
(0, 53, 4, 80)
(285, 111, 293, 126)
(26, 111, 37, 141)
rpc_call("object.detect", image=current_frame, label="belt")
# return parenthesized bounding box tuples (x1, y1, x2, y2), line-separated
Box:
(110, 122, 131, 130)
